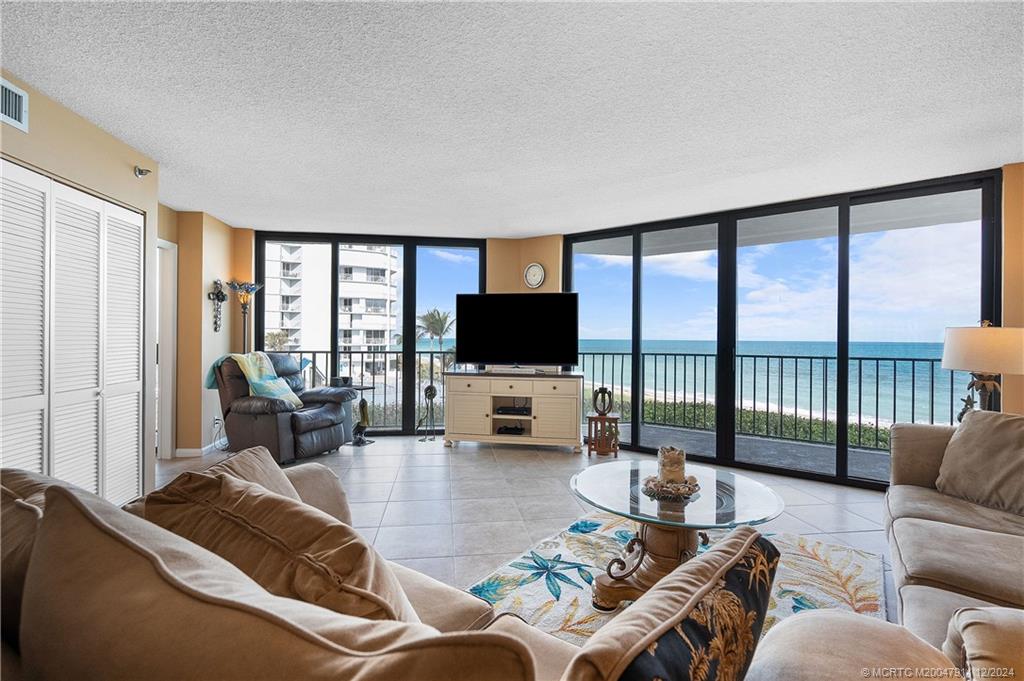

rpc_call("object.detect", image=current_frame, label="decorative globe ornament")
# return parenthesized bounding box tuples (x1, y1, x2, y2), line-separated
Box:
(592, 386, 614, 415)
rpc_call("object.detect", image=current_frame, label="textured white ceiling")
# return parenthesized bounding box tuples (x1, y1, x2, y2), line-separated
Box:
(2, 2, 1022, 237)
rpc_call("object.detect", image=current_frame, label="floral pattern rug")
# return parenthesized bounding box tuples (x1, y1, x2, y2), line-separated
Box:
(469, 512, 885, 647)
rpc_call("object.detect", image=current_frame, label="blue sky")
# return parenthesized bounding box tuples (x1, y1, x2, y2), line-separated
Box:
(572, 221, 981, 344)
(414, 246, 480, 344)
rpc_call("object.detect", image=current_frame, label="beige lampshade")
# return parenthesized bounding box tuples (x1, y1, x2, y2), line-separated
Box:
(941, 327, 1024, 375)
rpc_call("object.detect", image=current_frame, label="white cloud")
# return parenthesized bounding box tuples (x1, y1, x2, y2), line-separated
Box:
(431, 249, 475, 264)
(848, 221, 981, 341)
(579, 251, 717, 282)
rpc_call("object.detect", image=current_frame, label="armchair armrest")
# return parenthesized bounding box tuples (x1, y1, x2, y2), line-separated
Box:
(889, 423, 956, 488)
(230, 396, 297, 416)
(299, 387, 357, 405)
(282, 463, 351, 525)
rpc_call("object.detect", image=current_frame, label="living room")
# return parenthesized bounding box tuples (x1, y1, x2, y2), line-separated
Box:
(1, 2, 1022, 680)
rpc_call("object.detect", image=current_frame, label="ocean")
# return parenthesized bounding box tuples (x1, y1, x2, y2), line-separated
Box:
(413, 338, 970, 426)
(576, 339, 967, 427)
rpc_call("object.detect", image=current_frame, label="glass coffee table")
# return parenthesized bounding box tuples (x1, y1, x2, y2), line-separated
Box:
(569, 460, 784, 610)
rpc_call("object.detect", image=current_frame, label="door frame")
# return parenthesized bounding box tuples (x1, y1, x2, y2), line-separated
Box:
(156, 239, 178, 460)
(254, 234, 488, 435)
(564, 168, 1002, 490)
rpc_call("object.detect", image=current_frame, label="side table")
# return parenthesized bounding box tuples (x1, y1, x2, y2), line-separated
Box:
(586, 412, 620, 457)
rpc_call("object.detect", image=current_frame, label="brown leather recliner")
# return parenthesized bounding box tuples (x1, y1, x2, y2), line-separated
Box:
(213, 353, 355, 464)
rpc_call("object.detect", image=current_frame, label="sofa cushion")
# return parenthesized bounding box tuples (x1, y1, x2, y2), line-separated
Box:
(889, 517, 1024, 606)
(746, 610, 955, 681)
(282, 463, 352, 525)
(898, 584, 1001, 649)
(483, 614, 577, 681)
(943, 607, 1024, 678)
(564, 526, 778, 681)
(936, 410, 1024, 515)
(202, 445, 301, 500)
(885, 485, 1024, 536)
(21, 484, 535, 681)
(144, 471, 419, 622)
(0, 485, 41, 649)
(0, 468, 58, 510)
(389, 562, 494, 632)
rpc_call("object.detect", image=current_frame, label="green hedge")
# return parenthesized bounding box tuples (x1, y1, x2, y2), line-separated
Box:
(635, 399, 890, 450)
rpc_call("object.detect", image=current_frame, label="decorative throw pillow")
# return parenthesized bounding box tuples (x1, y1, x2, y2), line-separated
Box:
(240, 351, 303, 408)
(23, 484, 534, 681)
(202, 445, 302, 501)
(936, 410, 1024, 515)
(564, 526, 779, 681)
(144, 471, 419, 622)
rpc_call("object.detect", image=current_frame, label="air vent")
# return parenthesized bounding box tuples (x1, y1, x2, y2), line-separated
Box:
(1, 79, 29, 132)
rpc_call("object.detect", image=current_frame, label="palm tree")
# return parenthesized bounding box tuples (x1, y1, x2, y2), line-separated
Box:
(416, 309, 455, 353)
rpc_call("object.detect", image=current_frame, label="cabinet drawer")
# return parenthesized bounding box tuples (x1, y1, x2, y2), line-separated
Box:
(532, 380, 578, 397)
(448, 378, 491, 393)
(493, 380, 533, 395)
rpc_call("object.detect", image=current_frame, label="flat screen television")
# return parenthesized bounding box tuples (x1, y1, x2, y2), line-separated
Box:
(455, 293, 578, 366)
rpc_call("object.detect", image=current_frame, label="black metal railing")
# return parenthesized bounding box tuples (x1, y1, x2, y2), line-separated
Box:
(574, 351, 975, 452)
(278, 349, 458, 431)
(279, 349, 974, 450)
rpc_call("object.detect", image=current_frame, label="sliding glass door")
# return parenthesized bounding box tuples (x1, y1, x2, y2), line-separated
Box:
(848, 189, 984, 481)
(414, 245, 481, 429)
(337, 242, 404, 430)
(639, 223, 718, 454)
(565, 170, 998, 486)
(255, 235, 484, 435)
(734, 207, 839, 476)
(569, 235, 634, 444)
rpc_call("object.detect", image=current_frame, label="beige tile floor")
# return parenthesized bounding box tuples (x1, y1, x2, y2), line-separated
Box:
(156, 436, 897, 622)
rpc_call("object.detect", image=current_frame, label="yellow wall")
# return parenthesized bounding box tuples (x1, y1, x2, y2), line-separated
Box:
(158, 203, 179, 243)
(230, 228, 256, 354)
(0, 70, 160, 490)
(1002, 163, 1024, 415)
(486, 235, 563, 292)
(173, 210, 254, 451)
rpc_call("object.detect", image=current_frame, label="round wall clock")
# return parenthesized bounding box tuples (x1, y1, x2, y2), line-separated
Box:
(524, 262, 545, 289)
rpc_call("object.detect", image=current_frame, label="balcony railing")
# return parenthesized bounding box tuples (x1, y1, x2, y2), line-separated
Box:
(273, 349, 462, 431)
(576, 351, 975, 452)
(272, 349, 972, 450)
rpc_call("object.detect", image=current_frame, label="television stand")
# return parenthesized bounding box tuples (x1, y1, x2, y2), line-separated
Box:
(442, 371, 583, 452)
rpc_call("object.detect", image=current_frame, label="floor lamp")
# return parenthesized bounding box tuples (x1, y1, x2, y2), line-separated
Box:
(228, 281, 264, 354)
(942, 324, 1024, 412)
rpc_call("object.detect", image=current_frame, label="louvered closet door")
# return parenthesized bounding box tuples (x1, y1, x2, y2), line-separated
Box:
(0, 160, 50, 474)
(102, 203, 143, 504)
(50, 182, 103, 493)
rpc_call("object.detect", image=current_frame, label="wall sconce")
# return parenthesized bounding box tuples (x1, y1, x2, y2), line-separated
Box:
(133, 165, 152, 179)
(208, 280, 227, 332)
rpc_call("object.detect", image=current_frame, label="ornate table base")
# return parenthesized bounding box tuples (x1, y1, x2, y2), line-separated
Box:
(591, 523, 709, 611)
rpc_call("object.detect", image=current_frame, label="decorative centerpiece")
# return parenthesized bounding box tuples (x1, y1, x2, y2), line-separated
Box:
(642, 446, 700, 500)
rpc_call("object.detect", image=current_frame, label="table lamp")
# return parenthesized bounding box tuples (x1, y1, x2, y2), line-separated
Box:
(942, 324, 1024, 411)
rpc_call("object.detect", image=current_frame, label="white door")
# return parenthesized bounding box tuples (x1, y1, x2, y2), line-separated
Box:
(102, 204, 144, 503)
(0, 161, 144, 503)
(50, 182, 104, 493)
(156, 240, 177, 460)
(0, 161, 50, 473)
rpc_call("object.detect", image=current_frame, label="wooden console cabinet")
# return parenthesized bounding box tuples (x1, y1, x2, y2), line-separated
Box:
(443, 372, 584, 451)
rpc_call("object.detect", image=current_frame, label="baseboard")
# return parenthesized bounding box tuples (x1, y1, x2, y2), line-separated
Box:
(175, 438, 229, 459)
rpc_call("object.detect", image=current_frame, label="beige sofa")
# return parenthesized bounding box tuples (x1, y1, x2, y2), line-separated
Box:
(3, 442, 1021, 680)
(885, 422, 1024, 648)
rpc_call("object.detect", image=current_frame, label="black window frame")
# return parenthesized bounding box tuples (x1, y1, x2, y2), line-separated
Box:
(564, 169, 1002, 490)
(255, 233, 487, 435)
